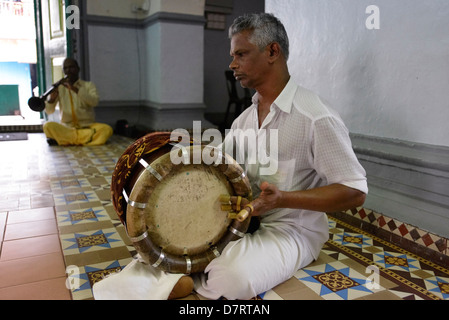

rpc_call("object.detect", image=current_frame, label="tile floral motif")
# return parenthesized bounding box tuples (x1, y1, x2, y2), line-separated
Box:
(50, 178, 90, 190)
(60, 228, 125, 254)
(373, 251, 421, 272)
(295, 261, 383, 300)
(54, 191, 99, 206)
(332, 232, 373, 248)
(56, 207, 110, 226)
(424, 276, 449, 300)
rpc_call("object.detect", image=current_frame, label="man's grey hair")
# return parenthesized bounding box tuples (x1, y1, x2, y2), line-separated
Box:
(229, 13, 290, 60)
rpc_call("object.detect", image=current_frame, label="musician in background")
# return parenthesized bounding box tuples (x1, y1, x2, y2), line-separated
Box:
(43, 58, 113, 146)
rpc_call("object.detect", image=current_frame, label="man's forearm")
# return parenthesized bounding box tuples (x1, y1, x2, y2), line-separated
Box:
(279, 184, 366, 213)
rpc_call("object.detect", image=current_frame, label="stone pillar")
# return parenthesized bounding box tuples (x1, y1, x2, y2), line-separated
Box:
(140, 0, 214, 131)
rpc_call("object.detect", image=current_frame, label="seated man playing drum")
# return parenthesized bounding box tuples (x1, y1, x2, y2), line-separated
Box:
(186, 13, 368, 299)
(43, 58, 113, 146)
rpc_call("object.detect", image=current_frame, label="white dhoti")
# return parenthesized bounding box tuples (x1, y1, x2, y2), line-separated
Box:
(193, 219, 316, 300)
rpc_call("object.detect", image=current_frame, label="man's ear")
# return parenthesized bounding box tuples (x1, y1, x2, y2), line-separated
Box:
(266, 42, 282, 63)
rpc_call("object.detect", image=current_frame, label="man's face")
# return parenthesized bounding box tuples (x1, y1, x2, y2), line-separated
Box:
(229, 30, 270, 89)
(63, 59, 80, 83)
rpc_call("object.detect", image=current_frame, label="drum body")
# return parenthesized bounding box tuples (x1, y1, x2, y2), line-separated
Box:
(111, 132, 252, 274)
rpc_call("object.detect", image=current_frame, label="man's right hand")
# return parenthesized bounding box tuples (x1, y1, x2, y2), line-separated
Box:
(47, 88, 59, 103)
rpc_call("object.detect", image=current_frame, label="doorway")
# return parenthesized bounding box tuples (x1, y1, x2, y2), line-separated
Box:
(0, 0, 69, 129)
(0, 0, 40, 126)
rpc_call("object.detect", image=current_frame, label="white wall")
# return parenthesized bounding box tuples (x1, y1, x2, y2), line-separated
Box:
(84, 0, 209, 130)
(88, 25, 143, 102)
(266, 0, 449, 147)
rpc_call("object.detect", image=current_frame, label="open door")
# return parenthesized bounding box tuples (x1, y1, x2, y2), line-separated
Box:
(34, 0, 69, 121)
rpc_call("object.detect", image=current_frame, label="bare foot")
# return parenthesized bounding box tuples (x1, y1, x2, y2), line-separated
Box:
(168, 276, 194, 300)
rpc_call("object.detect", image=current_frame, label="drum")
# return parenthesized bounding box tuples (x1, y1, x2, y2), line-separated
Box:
(111, 132, 252, 274)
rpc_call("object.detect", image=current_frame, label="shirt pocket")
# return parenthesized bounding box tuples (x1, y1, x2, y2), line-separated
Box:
(259, 158, 296, 191)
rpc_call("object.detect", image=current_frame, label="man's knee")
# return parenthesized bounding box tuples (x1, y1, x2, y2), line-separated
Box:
(43, 121, 54, 132)
(43, 121, 60, 137)
(87, 123, 113, 145)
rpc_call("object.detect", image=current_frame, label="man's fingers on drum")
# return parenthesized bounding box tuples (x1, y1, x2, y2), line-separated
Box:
(219, 195, 249, 212)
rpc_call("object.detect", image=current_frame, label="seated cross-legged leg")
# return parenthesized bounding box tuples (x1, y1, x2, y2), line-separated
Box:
(193, 222, 312, 300)
(43, 122, 77, 146)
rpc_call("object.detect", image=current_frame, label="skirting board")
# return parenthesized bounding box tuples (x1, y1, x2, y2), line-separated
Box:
(351, 133, 449, 239)
(95, 101, 216, 133)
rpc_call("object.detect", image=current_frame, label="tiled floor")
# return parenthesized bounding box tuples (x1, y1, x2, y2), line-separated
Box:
(0, 132, 448, 300)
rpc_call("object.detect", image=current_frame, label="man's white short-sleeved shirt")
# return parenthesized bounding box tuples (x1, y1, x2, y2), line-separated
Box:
(224, 78, 368, 259)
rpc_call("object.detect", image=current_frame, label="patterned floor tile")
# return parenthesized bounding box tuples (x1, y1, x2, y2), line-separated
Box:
(373, 251, 421, 272)
(423, 275, 449, 300)
(258, 289, 283, 300)
(56, 207, 111, 227)
(60, 228, 126, 255)
(50, 178, 91, 191)
(54, 191, 100, 206)
(326, 216, 449, 300)
(66, 258, 133, 300)
(295, 261, 384, 300)
(332, 231, 373, 249)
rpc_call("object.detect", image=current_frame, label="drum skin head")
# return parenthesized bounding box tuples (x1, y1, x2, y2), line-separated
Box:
(143, 161, 233, 256)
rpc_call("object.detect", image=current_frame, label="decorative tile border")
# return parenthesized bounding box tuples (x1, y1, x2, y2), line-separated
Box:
(326, 216, 449, 300)
(329, 208, 449, 267)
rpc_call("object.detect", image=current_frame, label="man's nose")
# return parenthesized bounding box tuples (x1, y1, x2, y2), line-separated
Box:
(229, 58, 237, 70)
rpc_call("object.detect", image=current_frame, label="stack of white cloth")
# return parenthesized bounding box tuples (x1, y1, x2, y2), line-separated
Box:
(92, 256, 183, 300)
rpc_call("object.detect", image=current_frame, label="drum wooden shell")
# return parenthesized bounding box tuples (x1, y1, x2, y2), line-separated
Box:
(111, 132, 252, 274)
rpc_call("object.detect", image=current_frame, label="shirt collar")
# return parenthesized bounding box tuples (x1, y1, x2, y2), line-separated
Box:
(272, 77, 297, 114)
(251, 77, 297, 114)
